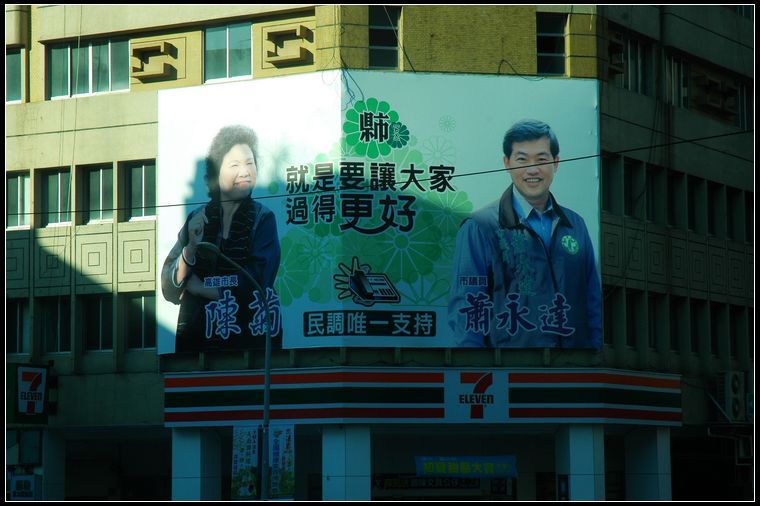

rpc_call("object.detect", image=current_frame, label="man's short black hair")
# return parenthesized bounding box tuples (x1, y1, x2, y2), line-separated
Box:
(503, 119, 560, 159)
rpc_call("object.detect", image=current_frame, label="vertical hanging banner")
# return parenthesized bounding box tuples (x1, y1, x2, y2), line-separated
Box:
(231, 426, 259, 500)
(269, 424, 295, 500)
(157, 70, 600, 353)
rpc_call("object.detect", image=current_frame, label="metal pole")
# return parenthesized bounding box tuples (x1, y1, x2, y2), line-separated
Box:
(196, 242, 272, 500)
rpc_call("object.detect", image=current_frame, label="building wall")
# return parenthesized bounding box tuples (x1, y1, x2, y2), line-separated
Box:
(5, 6, 754, 493)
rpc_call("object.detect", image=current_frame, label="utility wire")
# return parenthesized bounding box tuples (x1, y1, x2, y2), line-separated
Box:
(661, 10, 754, 51)
(601, 113, 754, 164)
(6, 129, 753, 219)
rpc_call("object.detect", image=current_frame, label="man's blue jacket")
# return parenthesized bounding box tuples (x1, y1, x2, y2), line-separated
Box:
(448, 185, 601, 348)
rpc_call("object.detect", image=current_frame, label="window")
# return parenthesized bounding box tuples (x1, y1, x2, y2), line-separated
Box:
(537, 13, 566, 75)
(665, 54, 689, 108)
(747, 310, 753, 360)
(83, 164, 114, 222)
(46, 39, 129, 99)
(690, 298, 706, 354)
(726, 187, 743, 241)
(667, 169, 685, 229)
(645, 164, 664, 224)
(42, 168, 71, 226)
(125, 293, 156, 349)
(204, 22, 252, 81)
(647, 293, 664, 349)
(612, 33, 652, 95)
(83, 295, 113, 351)
(600, 153, 614, 213)
(736, 82, 753, 130)
(669, 296, 685, 352)
(7, 299, 31, 353)
(687, 176, 703, 233)
(40, 296, 71, 353)
(623, 159, 641, 218)
(625, 289, 642, 348)
(369, 6, 401, 70)
(602, 285, 622, 346)
(745, 191, 753, 243)
(728, 305, 743, 359)
(7, 172, 30, 228)
(124, 160, 156, 220)
(707, 181, 723, 237)
(709, 302, 724, 356)
(7, 48, 22, 102)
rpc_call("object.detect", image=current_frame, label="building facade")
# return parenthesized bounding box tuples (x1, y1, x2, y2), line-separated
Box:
(6, 5, 753, 500)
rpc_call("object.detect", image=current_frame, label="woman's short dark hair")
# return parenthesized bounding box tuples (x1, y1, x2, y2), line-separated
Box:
(205, 125, 258, 200)
(502, 119, 559, 159)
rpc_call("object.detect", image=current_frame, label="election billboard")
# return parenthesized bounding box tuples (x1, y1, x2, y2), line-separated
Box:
(157, 70, 600, 353)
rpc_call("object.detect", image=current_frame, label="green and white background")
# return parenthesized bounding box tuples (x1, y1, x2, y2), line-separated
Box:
(157, 70, 599, 353)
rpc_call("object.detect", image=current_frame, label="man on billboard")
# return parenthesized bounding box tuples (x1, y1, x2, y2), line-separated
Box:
(161, 125, 281, 352)
(448, 119, 601, 349)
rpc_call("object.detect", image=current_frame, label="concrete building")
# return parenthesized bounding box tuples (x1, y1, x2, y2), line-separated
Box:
(6, 5, 753, 500)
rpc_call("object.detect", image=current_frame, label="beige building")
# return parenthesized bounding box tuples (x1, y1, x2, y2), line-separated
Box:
(6, 5, 753, 500)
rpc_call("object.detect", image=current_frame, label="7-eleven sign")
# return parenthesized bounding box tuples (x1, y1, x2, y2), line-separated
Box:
(444, 370, 507, 423)
(18, 367, 47, 415)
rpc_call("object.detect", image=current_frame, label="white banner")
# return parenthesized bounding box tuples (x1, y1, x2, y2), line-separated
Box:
(269, 424, 295, 500)
(232, 426, 259, 500)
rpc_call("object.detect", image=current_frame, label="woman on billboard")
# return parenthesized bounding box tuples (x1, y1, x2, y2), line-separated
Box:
(161, 125, 281, 352)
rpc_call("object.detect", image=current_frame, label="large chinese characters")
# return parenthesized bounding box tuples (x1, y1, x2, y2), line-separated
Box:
(285, 161, 456, 235)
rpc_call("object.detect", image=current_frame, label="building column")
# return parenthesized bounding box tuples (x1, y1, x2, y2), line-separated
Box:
(625, 427, 671, 500)
(171, 428, 221, 500)
(555, 424, 605, 500)
(41, 430, 65, 500)
(322, 425, 371, 501)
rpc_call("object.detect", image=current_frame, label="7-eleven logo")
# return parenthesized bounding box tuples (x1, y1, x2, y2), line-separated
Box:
(459, 372, 494, 419)
(18, 367, 46, 415)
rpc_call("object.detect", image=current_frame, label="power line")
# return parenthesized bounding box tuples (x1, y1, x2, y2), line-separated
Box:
(661, 10, 754, 51)
(601, 113, 754, 164)
(382, 5, 416, 73)
(6, 129, 753, 219)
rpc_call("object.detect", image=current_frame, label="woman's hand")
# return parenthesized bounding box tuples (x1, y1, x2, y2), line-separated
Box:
(184, 209, 208, 263)
(187, 209, 207, 247)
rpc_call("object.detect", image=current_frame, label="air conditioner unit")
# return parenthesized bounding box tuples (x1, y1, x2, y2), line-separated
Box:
(717, 371, 746, 422)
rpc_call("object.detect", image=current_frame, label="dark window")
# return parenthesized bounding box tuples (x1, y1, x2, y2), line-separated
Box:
(204, 22, 252, 81)
(603, 285, 622, 346)
(648, 293, 663, 349)
(42, 169, 72, 226)
(667, 169, 683, 228)
(709, 302, 723, 356)
(601, 154, 613, 213)
(46, 39, 128, 99)
(623, 159, 639, 218)
(126, 293, 156, 349)
(7, 298, 30, 353)
(669, 296, 685, 352)
(124, 160, 156, 220)
(7, 48, 22, 102)
(626, 289, 641, 348)
(6, 172, 30, 227)
(369, 6, 401, 69)
(537, 13, 566, 75)
(84, 164, 114, 223)
(690, 298, 705, 354)
(40, 296, 71, 353)
(745, 191, 753, 243)
(84, 295, 113, 351)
